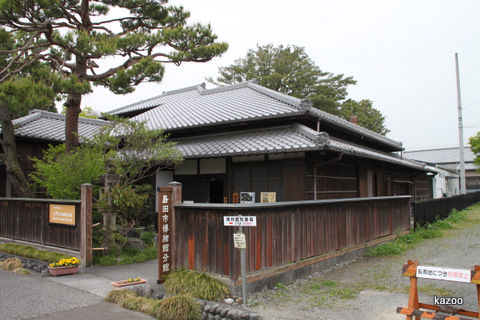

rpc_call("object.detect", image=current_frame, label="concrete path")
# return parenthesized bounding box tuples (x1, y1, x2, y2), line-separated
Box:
(1, 259, 160, 320)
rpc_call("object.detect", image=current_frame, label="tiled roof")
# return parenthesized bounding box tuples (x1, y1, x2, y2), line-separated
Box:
(131, 81, 306, 131)
(108, 81, 403, 151)
(308, 107, 403, 150)
(13, 110, 110, 142)
(107, 83, 205, 116)
(174, 123, 426, 170)
(327, 138, 425, 170)
(404, 147, 475, 164)
(174, 124, 326, 158)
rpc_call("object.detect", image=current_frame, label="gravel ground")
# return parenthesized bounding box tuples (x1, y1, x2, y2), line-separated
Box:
(250, 205, 480, 320)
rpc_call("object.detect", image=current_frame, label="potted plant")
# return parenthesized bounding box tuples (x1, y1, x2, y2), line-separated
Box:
(112, 277, 146, 288)
(48, 257, 81, 276)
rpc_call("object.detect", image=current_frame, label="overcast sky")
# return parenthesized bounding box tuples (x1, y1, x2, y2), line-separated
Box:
(82, 0, 480, 151)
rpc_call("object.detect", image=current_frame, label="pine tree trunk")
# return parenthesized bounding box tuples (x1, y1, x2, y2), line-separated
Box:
(0, 108, 33, 197)
(64, 93, 82, 152)
(101, 173, 119, 252)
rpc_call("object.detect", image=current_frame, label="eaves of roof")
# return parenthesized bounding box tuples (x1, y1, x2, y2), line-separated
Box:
(173, 122, 426, 171)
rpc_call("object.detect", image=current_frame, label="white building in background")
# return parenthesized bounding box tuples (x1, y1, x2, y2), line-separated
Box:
(425, 165, 459, 198)
(405, 147, 479, 196)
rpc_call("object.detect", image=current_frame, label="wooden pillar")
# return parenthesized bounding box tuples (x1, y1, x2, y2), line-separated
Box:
(80, 183, 92, 267)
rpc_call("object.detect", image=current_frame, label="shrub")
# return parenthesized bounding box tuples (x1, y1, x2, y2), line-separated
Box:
(164, 269, 229, 301)
(141, 231, 155, 247)
(0, 244, 69, 263)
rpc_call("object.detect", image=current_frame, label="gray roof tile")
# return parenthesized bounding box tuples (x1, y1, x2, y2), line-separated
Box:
(109, 81, 403, 151)
(174, 123, 322, 158)
(173, 123, 426, 170)
(327, 138, 425, 170)
(13, 110, 110, 142)
(107, 83, 205, 116)
(132, 82, 304, 131)
(404, 147, 475, 164)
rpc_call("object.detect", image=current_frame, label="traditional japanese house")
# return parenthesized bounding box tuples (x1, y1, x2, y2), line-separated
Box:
(106, 81, 432, 203)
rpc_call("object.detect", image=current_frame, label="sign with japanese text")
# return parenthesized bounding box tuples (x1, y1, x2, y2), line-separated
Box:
(233, 232, 246, 249)
(416, 265, 471, 283)
(223, 216, 257, 227)
(49, 204, 76, 226)
(158, 187, 172, 283)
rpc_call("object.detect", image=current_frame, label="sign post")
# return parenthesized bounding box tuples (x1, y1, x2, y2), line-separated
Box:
(224, 214, 257, 305)
(158, 187, 173, 283)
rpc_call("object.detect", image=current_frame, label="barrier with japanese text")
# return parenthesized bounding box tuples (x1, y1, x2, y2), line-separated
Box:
(397, 260, 480, 320)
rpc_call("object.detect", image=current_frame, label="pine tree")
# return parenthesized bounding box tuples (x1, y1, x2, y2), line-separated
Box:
(0, 0, 228, 151)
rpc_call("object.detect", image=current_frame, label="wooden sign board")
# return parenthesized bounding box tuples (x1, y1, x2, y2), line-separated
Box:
(260, 192, 276, 203)
(49, 204, 76, 226)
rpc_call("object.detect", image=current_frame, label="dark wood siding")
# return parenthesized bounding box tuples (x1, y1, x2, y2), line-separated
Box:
(173, 196, 411, 280)
(0, 198, 81, 250)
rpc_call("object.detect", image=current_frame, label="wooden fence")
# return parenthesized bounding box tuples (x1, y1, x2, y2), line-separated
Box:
(413, 191, 480, 226)
(173, 196, 411, 280)
(0, 198, 82, 251)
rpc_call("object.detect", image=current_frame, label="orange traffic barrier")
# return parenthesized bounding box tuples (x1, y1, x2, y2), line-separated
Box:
(397, 260, 480, 320)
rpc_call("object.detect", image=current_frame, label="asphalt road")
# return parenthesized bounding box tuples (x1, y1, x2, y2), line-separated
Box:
(0, 269, 154, 320)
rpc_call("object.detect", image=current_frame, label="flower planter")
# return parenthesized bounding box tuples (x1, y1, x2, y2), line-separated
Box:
(112, 278, 146, 288)
(48, 265, 79, 276)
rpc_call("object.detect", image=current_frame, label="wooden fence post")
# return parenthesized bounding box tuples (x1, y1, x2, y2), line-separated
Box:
(80, 183, 92, 267)
(157, 182, 182, 283)
(169, 181, 182, 271)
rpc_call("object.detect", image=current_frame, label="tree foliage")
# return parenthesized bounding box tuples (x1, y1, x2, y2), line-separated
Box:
(0, 27, 66, 196)
(470, 132, 480, 170)
(30, 117, 183, 250)
(340, 99, 389, 135)
(30, 144, 106, 199)
(209, 44, 389, 135)
(0, 0, 228, 150)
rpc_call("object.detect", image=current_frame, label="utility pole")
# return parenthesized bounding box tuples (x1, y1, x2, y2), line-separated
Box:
(455, 52, 466, 194)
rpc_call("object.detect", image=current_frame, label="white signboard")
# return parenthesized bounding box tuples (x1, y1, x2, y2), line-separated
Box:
(416, 265, 471, 283)
(240, 192, 255, 204)
(233, 232, 246, 249)
(224, 216, 257, 227)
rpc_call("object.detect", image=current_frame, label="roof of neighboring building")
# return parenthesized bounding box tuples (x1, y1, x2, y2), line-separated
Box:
(107, 81, 403, 151)
(12, 110, 110, 142)
(404, 147, 475, 164)
(404, 147, 478, 171)
(174, 123, 425, 170)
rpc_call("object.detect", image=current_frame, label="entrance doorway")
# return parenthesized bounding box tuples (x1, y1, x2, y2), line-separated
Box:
(209, 180, 224, 203)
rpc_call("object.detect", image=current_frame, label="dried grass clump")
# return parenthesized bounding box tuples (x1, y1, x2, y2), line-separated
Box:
(0, 257, 22, 271)
(12, 268, 31, 275)
(153, 294, 201, 320)
(105, 289, 201, 320)
(164, 269, 229, 301)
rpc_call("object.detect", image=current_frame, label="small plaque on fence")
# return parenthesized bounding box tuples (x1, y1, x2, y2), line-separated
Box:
(233, 232, 246, 249)
(49, 204, 76, 226)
